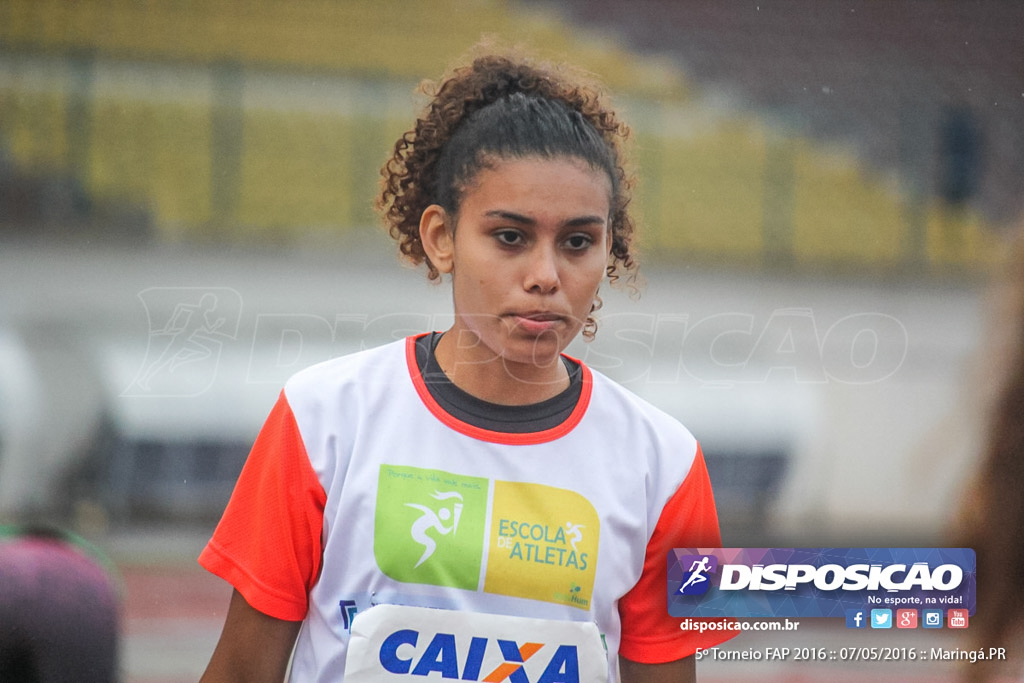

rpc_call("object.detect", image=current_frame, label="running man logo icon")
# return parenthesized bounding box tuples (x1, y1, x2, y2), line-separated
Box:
(677, 554, 718, 595)
(406, 491, 464, 567)
(375, 466, 487, 590)
(564, 523, 584, 553)
(125, 287, 242, 397)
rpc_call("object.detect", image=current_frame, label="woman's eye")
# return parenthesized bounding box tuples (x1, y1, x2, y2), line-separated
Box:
(564, 234, 594, 250)
(495, 230, 523, 246)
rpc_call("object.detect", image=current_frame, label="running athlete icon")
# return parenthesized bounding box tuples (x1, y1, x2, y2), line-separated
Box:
(405, 491, 464, 568)
(565, 522, 585, 553)
(679, 556, 712, 593)
(136, 293, 227, 391)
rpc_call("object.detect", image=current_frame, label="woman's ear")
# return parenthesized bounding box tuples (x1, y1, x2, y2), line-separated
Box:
(419, 205, 454, 274)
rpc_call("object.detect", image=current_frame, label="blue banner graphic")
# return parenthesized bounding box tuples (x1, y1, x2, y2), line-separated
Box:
(668, 548, 975, 618)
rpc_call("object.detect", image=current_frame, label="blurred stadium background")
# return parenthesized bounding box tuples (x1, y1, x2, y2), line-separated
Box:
(0, 1, 1021, 681)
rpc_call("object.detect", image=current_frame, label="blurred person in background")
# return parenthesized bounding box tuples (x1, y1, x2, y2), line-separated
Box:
(0, 524, 120, 683)
(956, 223, 1024, 682)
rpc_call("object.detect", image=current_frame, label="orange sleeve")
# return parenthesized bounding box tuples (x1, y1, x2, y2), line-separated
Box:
(618, 446, 736, 662)
(198, 391, 327, 621)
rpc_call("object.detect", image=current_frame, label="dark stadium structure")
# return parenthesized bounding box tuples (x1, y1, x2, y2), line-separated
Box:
(528, 0, 1024, 229)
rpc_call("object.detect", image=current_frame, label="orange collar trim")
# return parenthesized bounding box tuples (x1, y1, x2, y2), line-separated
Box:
(404, 334, 592, 445)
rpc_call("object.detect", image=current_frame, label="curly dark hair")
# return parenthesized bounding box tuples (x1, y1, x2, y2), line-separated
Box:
(377, 48, 639, 294)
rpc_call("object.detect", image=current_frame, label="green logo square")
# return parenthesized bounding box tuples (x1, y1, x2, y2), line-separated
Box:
(374, 465, 488, 589)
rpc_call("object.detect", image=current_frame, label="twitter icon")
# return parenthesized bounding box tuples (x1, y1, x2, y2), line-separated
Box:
(871, 609, 893, 629)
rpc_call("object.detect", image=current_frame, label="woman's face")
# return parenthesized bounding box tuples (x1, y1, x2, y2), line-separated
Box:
(431, 155, 612, 376)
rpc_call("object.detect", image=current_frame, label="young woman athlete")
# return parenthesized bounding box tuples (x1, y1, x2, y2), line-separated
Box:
(199, 49, 732, 683)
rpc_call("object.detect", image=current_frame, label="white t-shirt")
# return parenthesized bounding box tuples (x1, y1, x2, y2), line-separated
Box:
(200, 335, 731, 682)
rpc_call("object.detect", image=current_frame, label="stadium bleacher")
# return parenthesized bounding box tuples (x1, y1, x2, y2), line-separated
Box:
(532, 0, 1017, 271)
(0, 0, 1005, 272)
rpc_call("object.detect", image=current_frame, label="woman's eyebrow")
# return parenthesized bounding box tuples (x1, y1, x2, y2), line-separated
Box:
(483, 209, 607, 227)
(484, 209, 534, 225)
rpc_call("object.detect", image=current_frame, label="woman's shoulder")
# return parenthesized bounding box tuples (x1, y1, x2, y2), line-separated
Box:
(583, 365, 698, 449)
(283, 336, 410, 400)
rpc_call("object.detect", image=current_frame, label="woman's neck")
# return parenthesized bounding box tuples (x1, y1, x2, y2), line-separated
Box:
(432, 331, 570, 405)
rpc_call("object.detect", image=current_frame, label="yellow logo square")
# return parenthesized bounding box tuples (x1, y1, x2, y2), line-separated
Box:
(484, 481, 599, 609)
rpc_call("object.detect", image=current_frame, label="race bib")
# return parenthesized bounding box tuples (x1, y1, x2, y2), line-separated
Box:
(346, 604, 608, 683)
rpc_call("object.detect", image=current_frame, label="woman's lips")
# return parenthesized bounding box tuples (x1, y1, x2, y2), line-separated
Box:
(507, 312, 566, 334)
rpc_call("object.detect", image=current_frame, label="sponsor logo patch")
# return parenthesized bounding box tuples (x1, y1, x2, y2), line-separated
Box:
(374, 466, 598, 609)
(345, 605, 607, 683)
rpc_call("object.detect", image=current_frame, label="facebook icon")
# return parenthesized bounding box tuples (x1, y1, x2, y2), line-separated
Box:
(846, 609, 867, 629)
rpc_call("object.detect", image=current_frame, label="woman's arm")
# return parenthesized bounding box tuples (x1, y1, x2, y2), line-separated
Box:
(200, 589, 303, 683)
(619, 655, 696, 683)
